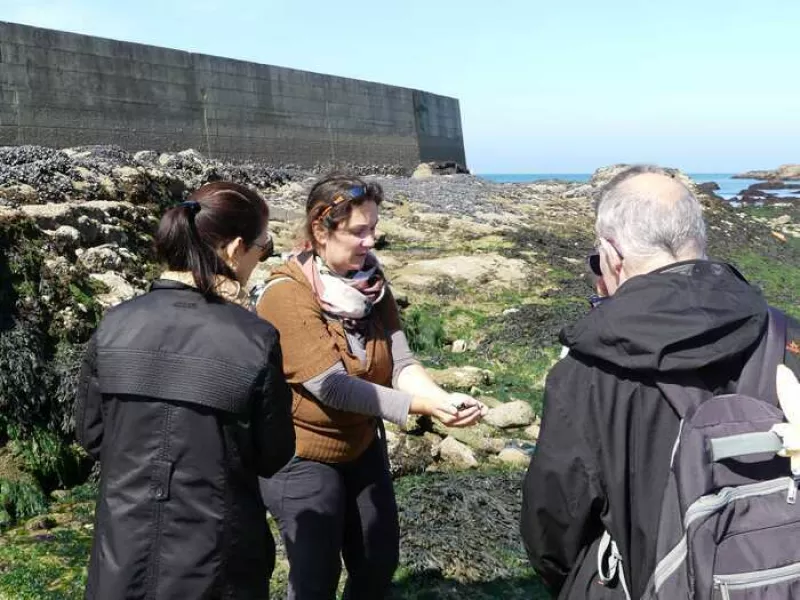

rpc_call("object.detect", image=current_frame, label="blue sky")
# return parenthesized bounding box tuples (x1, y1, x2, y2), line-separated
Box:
(2, 0, 798, 173)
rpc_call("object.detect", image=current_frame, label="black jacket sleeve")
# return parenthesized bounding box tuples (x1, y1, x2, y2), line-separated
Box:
(252, 339, 295, 478)
(74, 334, 103, 460)
(520, 356, 605, 595)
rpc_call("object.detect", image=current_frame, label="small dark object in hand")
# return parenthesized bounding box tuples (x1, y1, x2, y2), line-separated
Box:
(454, 402, 471, 410)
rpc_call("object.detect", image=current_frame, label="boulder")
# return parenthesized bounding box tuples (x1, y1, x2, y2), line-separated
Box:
(496, 447, 531, 467)
(0, 183, 39, 204)
(484, 400, 535, 429)
(524, 422, 541, 441)
(49, 225, 81, 253)
(111, 166, 150, 203)
(451, 339, 468, 353)
(411, 163, 434, 179)
(431, 421, 506, 454)
(435, 436, 478, 469)
(89, 271, 141, 307)
(392, 254, 528, 289)
(133, 150, 159, 164)
(77, 244, 137, 272)
(410, 161, 470, 179)
(427, 366, 494, 390)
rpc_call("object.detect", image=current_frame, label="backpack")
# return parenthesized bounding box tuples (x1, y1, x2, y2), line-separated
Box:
(600, 307, 800, 599)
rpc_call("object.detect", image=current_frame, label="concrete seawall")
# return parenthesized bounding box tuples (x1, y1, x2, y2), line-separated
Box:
(0, 21, 466, 169)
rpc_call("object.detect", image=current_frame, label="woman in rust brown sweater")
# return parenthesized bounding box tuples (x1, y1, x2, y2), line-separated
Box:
(255, 174, 487, 599)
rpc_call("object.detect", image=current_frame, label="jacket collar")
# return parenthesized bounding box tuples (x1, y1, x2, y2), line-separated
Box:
(153, 271, 250, 307)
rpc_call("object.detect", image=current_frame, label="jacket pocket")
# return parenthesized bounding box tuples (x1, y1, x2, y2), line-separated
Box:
(150, 459, 173, 502)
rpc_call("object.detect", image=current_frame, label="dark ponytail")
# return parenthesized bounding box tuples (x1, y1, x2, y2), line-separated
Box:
(154, 182, 268, 295)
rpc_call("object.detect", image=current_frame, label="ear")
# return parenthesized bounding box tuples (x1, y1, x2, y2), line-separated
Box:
(311, 220, 329, 248)
(223, 237, 246, 263)
(599, 238, 622, 275)
(777, 364, 800, 425)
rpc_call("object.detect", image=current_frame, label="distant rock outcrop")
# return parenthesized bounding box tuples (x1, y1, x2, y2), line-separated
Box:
(733, 164, 800, 181)
(589, 164, 695, 191)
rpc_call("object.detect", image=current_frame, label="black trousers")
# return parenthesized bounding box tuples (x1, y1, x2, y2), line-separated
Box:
(261, 437, 399, 600)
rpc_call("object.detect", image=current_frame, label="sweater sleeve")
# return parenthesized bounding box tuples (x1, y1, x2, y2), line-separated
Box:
(303, 362, 412, 426)
(256, 278, 341, 383)
(390, 329, 420, 387)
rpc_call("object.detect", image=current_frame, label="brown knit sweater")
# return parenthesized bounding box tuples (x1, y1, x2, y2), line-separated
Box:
(256, 260, 401, 463)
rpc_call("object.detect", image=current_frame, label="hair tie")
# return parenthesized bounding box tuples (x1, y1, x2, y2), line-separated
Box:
(179, 200, 201, 215)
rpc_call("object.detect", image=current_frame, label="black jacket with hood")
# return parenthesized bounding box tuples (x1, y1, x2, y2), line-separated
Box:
(75, 279, 295, 600)
(520, 260, 800, 599)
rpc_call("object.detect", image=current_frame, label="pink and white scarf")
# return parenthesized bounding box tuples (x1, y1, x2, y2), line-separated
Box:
(293, 251, 386, 323)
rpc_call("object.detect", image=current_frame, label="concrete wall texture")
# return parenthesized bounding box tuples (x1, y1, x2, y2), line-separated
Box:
(0, 21, 466, 169)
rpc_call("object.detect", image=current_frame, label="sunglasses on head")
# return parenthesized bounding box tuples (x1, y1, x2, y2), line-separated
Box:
(253, 232, 274, 262)
(317, 185, 369, 223)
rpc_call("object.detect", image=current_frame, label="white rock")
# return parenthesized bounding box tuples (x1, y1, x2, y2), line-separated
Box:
(451, 339, 468, 353)
(79, 244, 136, 272)
(436, 436, 478, 469)
(50, 225, 81, 253)
(484, 400, 535, 429)
(90, 272, 141, 308)
(428, 366, 495, 390)
(773, 215, 792, 226)
(497, 447, 531, 467)
(411, 163, 434, 179)
(524, 422, 541, 441)
(393, 254, 528, 289)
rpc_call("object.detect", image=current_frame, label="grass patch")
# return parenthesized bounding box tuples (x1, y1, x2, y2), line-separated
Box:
(732, 251, 800, 319)
(403, 306, 448, 354)
(0, 487, 94, 600)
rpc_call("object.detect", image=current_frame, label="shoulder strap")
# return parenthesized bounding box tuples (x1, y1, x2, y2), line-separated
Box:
(737, 307, 787, 403)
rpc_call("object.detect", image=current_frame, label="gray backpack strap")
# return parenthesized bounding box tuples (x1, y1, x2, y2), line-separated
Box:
(738, 307, 787, 403)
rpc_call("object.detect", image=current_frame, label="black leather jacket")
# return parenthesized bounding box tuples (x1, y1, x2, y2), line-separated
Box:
(75, 279, 295, 600)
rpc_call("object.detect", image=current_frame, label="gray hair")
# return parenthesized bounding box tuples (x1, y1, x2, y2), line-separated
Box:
(595, 165, 707, 262)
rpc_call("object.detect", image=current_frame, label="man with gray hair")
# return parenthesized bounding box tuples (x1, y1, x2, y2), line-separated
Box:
(520, 165, 800, 599)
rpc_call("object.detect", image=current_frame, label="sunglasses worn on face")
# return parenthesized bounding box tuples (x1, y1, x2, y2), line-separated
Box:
(588, 252, 602, 276)
(587, 239, 624, 277)
(253, 232, 274, 262)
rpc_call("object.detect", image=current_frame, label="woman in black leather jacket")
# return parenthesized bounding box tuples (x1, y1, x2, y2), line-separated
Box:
(74, 181, 295, 600)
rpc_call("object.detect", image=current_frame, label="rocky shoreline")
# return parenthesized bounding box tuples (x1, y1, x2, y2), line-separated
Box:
(733, 164, 800, 181)
(1, 146, 798, 597)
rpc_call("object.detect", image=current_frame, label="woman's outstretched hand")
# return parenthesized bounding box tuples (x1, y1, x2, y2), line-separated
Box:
(415, 393, 487, 428)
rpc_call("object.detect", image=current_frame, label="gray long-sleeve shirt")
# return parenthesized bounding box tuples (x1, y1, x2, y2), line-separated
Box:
(302, 328, 418, 426)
